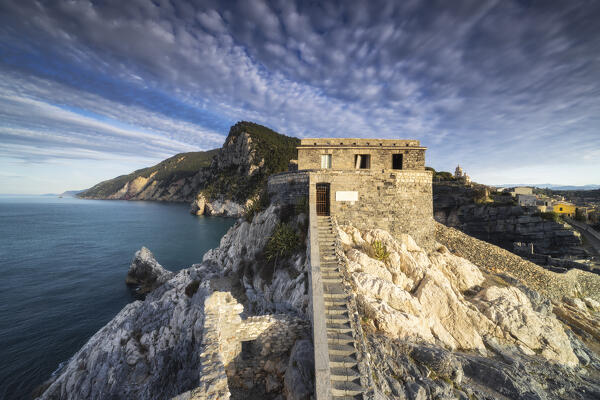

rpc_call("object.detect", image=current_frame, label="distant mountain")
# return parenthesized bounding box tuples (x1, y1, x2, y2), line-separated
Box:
(78, 121, 300, 215)
(496, 184, 600, 190)
(60, 190, 86, 197)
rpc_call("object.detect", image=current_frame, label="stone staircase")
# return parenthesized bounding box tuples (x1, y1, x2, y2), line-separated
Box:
(317, 216, 366, 400)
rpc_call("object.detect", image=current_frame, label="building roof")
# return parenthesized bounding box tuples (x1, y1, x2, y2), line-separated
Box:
(298, 138, 425, 149)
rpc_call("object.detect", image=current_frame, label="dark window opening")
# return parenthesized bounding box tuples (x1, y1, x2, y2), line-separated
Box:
(392, 154, 403, 170)
(354, 154, 371, 169)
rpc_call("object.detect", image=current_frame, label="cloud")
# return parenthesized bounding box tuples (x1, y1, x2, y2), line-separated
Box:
(0, 0, 599, 193)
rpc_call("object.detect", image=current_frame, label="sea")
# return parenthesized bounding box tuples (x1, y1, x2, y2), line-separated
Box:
(0, 195, 235, 400)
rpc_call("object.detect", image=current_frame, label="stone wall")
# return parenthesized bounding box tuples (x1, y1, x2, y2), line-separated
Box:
(267, 171, 309, 206)
(297, 139, 425, 171)
(268, 170, 434, 250)
(178, 292, 309, 400)
(309, 170, 435, 250)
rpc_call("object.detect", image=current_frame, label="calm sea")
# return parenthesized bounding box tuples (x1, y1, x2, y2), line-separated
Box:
(0, 196, 235, 400)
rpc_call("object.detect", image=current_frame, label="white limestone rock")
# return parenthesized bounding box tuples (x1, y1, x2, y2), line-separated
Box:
(125, 247, 174, 295)
(338, 224, 580, 366)
(473, 286, 579, 366)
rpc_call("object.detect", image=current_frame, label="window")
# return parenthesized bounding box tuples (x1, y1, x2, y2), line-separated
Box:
(392, 154, 403, 170)
(354, 154, 371, 169)
(560, 207, 563, 211)
(320, 154, 332, 169)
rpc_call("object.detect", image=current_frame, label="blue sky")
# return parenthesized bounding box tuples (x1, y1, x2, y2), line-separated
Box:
(1, 0, 599, 194)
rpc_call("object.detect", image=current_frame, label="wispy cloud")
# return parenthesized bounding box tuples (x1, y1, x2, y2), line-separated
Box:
(0, 0, 599, 192)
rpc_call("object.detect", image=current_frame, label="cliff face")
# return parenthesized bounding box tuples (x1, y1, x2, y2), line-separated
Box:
(434, 182, 584, 258)
(78, 150, 218, 202)
(36, 195, 600, 400)
(36, 204, 311, 400)
(79, 121, 300, 217)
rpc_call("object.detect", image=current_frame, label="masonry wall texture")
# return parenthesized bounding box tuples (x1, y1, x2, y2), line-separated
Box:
(267, 171, 309, 206)
(297, 138, 426, 171)
(268, 170, 434, 250)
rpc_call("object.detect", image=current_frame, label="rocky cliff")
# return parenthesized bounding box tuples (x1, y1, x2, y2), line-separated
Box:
(434, 182, 584, 258)
(36, 192, 600, 399)
(36, 203, 310, 400)
(79, 121, 300, 217)
(336, 221, 600, 399)
(78, 150, 218, 202)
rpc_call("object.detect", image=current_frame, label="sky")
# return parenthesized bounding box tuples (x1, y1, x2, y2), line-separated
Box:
(0, 0, 599, 194)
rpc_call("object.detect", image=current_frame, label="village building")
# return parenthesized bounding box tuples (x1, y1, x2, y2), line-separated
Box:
(268, 138, 435, 250)
(510, 186, 534, 197)
(553, 202, 576, 217)
(517, 194, 538, 207)
(454, 164, 472, 184)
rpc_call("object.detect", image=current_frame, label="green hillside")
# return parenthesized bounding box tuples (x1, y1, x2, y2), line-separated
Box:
(202, 121, 300, 202)
(79, 149, 218, 198)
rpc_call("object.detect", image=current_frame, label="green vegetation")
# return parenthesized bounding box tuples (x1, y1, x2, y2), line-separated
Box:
(535, 211, 561, 223)
(203, 121, 300, 202)
(427, 166, 456, 182)
(243, 186, 270, 222)
(227, 121, 300, 175)
(264, 222, 300, 262)
(79, 150, 218, 198)
(372, 240, 390, 262)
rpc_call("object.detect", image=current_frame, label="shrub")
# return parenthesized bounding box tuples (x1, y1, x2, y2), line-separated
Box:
(264, 223, 300, 262)
(244, 198, 263, 222)
(536, 211, 561, 223)
(371, 240, 390, 262)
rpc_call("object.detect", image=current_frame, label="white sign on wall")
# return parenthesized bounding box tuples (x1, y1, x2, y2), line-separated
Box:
(336, 191, 359, 202)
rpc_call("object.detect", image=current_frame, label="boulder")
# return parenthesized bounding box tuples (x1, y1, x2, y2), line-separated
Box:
(125, 247, 174, 295)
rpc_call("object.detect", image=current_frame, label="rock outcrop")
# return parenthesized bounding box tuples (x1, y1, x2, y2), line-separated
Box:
(37, 204, 310, 400)
(79, 121, 300, 217)
(338, 222, 600, 399)
(125, 247, 174, 295)
(434, 182, 584, 258)
(338, 224, 579, 366)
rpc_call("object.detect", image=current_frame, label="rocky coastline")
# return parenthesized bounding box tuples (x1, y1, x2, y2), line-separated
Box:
(35, 200, 600, 399)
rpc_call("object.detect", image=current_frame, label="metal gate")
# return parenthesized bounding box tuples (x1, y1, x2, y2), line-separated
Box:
(316, 183, 330, 216)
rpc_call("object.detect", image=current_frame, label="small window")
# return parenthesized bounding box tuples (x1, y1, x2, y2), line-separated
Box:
(560, 207, 563, 211)
(354, 154, 370, 169)
(321, 154, 332, 169)
(392, 154, 403, 170)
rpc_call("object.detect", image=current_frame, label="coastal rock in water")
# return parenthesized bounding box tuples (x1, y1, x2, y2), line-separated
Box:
(204, 199, 244, 217)
(190, 193, 206, 215)
(126, 247, 174, 294)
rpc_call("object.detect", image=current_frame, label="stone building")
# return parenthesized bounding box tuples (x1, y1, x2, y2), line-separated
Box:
(454, 164, 472, 184)
(269, 138, 435, 250)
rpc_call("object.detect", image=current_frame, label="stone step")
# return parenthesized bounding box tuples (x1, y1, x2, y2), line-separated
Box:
(328, 343, 357, 356)
(326, 320, 352, 330)
(326, 314, 349, 322)
(327, 333, 355, 345)
(324, 298, 349, 306)
(331, 380, 364, 397)
(329, 366, 361, 380)
(322, 277, 342, 284)
(331, 396, 364, 400)
(327, 326, 353, 334)
(323, 283, 345, 294)
(329, 353, 358, 368)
